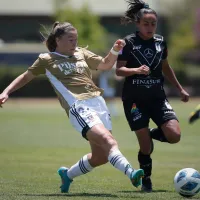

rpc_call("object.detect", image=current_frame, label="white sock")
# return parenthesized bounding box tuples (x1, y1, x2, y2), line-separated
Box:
(108, 150, 134, 178)
(67, 154, 93, 180)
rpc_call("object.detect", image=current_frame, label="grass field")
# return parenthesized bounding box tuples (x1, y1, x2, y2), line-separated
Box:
(0, 98, 200, 200)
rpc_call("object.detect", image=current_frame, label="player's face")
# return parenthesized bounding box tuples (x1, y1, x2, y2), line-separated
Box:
(56, 29, 78, 56)
(136, 14, 157, 40)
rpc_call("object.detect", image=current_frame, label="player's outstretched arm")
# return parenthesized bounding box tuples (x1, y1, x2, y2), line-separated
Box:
(97, 39, 126, 71)
(0, 70, 36, 107)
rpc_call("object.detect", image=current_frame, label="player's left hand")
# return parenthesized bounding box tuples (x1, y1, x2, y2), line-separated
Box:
(113, 39, 126, 52)
(180, 89, 189, 102)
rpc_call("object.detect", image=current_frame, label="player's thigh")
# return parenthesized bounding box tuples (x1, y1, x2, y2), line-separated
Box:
(135, 128, 152, 154)
(96, 96, 112, 131)
(123, 100, 149, 131)
(150, 99, 180, 143)
(69, 96, 112, 139)
(150, 99, 178, 127)
(86, 124, 117, 149)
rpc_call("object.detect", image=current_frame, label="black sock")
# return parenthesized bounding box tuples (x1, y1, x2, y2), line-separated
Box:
(150, 128, 168, 143)
(138, 151, 152, 178)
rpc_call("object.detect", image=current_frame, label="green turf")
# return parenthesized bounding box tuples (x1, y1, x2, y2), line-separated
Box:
(0, 98, 200, 200)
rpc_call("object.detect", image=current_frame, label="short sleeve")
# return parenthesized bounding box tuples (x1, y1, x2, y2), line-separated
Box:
(28, 54, 46, 75)
(162, 40, 168, 60)
(117, 38, 131, 61)
(82, 48, 103, 70)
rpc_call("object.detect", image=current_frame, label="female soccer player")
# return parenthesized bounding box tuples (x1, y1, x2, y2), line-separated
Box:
(0, 21, 144, 193)
(116, 0, 189, 192)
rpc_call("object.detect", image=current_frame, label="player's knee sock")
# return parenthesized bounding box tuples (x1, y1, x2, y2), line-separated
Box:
(67, 154, 93, 180)
(108, 149, 134, 178)
(150, 128, 168, 142)
(138, 151, 152, 178)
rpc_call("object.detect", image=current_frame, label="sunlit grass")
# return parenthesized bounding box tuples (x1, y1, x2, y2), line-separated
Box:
(0, 98, 199, 200)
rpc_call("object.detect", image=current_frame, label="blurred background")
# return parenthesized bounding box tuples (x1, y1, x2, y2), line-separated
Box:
(0, 0, 200, 99)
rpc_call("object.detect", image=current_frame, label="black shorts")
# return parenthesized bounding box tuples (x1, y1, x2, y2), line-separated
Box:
(123, 98, 178, 131)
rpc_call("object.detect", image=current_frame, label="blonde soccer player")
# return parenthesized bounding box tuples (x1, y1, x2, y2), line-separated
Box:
(0, 21, 144, 193)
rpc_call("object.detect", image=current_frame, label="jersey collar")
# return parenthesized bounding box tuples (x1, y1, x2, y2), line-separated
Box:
(136, 31, 154, 43)
(51, 52, 73, 59)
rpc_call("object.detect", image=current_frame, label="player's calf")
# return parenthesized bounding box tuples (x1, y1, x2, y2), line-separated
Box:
(138, 151, 153, 192)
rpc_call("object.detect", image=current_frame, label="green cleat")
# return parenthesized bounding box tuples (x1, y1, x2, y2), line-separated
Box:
(57, 167, 73, 193)
(130, 169, 144, 188)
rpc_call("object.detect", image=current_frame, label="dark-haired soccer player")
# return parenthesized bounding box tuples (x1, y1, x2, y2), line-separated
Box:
(116, 0, 189, 192)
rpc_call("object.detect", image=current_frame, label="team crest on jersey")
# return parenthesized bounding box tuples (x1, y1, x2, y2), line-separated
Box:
(144, 48, 154, 58)
(155, 42, 161, 52)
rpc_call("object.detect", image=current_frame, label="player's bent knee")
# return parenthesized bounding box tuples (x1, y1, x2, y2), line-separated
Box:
(101, 134, 118, 147)
(171, 134, 181, 143)
(168, 132, 181, 144)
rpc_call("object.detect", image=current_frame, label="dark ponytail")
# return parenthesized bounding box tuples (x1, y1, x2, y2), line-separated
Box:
(46, 34, 57, 52)
(121, 0, 157, 25)
(45, 22, 59, 52)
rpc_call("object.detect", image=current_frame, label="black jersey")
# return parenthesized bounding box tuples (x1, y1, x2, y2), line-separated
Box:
(118, 32, 168, 101)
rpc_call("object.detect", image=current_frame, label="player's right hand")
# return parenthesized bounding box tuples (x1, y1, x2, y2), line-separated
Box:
(0, 93, 9, 108)
(136, 65, 150, 75)
(113, 39, 126, 52)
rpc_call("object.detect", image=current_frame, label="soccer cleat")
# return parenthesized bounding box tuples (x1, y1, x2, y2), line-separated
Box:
(130, 169, 144, 188)
(141, 176, 152, 192)
(189, 105, 200, 124)
(57, 166, 73, 193)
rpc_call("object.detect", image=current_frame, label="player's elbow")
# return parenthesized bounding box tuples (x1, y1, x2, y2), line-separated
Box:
(98, 60, 113, 71)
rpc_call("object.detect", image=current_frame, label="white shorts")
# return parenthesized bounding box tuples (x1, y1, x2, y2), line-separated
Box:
(69, 96, 112, 138)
